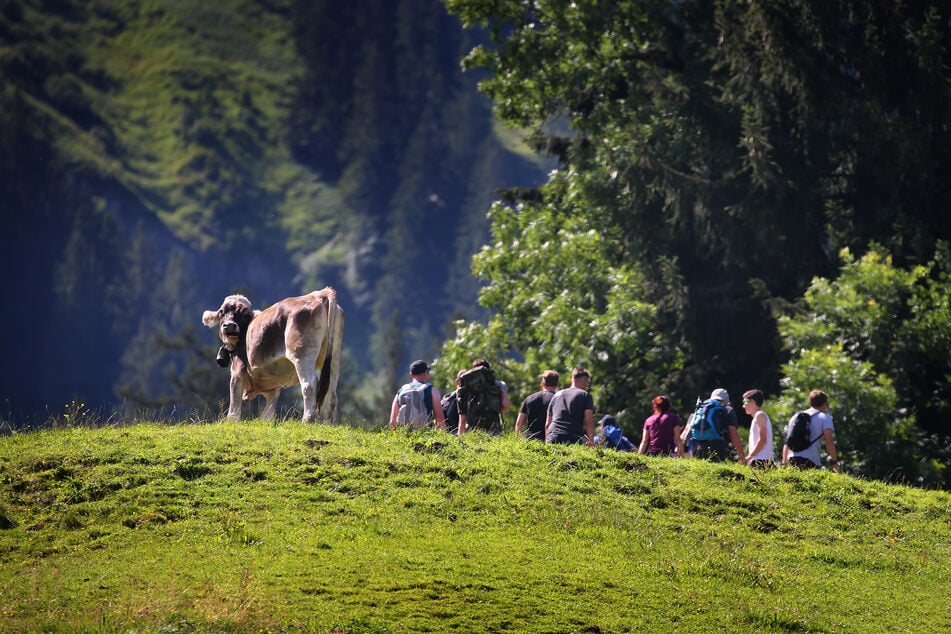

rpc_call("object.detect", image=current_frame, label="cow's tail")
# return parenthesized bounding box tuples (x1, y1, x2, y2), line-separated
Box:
(315, 287, 337, 412)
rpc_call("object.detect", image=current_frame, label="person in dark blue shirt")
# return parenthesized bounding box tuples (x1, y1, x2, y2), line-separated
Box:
(516, 370, 559, 440)
(595, 414, 636, 451)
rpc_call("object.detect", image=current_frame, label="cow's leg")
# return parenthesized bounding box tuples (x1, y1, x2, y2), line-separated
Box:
(227, 374, 243, 420)
(318, 308, 344, 422)
(317, 348, 340, 422)
(261, 389, 281, 420)
(318, 356, 340, 422)
(293, 358, 319, 423)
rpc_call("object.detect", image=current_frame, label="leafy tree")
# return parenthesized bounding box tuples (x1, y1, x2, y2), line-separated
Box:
(775, 245, 950, 486)
(899, 243, 951, 442)
(769, 344, 941, 486)
(778, 246, 924, 374)
(439, 168, 687, 429)
(443, 0, 951, 412)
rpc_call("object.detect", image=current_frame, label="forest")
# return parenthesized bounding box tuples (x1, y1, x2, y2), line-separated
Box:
(2, 0, 950, 487)
(0, 0, 545, 422)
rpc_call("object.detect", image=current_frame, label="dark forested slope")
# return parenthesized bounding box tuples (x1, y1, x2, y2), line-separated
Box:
(0, 0, 545, 422)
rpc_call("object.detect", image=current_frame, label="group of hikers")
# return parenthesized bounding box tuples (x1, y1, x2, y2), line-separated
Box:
(389, 359, 841, 472)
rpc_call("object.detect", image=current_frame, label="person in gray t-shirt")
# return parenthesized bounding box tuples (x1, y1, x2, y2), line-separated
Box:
(545, 367, 595, 445)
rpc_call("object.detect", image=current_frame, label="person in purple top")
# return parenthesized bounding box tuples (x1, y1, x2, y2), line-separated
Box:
(638, 395, 686, 457)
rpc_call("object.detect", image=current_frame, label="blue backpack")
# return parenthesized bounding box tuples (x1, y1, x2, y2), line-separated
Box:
(600, 424, 636, 452)
(691, 398, 725, 441)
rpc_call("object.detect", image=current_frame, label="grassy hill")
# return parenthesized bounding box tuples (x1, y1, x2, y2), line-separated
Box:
(0, 420, 948, 632)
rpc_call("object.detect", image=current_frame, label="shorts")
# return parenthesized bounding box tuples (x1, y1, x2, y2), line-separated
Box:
(788, 456, 819, 469)
(546, 432, 586, 445)
(692, 439, 730, 462)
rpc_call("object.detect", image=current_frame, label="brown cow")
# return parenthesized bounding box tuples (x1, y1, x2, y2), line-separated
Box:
(201, 287, 344, 422)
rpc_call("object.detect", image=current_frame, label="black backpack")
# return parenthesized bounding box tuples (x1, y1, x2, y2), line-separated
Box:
(784, 411, 822, 451)
(440, 390, 460, 432)
(457, 366, 502, 431)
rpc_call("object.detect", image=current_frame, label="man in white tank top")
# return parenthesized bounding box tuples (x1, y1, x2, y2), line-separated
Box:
(742, 389, 774, 468)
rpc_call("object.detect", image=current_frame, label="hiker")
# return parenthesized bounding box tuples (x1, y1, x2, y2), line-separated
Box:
(595, 414, 636, 451)
(388, 360, 446, 431)
(782, 389, 841, 472)
(638, 395, 685, 457)
(545, 367, 595, 445)
(515, 370, 559, 441)
(457, 358, 510, 435)
(439, 369, 466, 435)
(688, 388, 746, 463)
(741, 389, 774, 468)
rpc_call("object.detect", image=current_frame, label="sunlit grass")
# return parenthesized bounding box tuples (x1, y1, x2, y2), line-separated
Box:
(0, 421, 948, 632)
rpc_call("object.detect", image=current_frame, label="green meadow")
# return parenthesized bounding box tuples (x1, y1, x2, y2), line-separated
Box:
(0, 420, 948, 632)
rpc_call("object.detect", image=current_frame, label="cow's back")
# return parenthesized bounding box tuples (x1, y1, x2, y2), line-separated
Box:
(245, 291, 330, 370)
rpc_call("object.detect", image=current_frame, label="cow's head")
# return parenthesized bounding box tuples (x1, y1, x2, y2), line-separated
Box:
(202, 295, 259, 352)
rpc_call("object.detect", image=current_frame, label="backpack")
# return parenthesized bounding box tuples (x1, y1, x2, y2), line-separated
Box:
(396, 383, 432, 428)
(690, 398, 725, 441)
(601, 424, 635, 452)
(457, 366, 503, 431)
(440, 390, 459, 431)
(784, 411, 821, 451)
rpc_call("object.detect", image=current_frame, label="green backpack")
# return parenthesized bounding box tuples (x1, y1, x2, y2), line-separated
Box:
(458, 366, 502, 431)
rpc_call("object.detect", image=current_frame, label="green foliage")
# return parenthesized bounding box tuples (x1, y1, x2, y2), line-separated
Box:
(900, 243, 951, 438)
(442, 0, 951, 477)
(0, 422, 949, 631)
(770, 344, 930, 482)
(775, 245, 950, 487)
(439, 169, 687, 426)
(779, 246, 926, 368)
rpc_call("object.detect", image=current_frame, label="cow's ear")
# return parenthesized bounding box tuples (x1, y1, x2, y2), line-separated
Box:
(202, 310, 220, 327)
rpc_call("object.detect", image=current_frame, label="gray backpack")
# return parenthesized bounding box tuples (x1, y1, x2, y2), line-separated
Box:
(396, 383, 432, 428)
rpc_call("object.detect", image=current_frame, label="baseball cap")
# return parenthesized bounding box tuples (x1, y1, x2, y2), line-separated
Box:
(410, 360, 430, 375)
(710, 388, 730, 403)
(598, 414, 617, 427)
